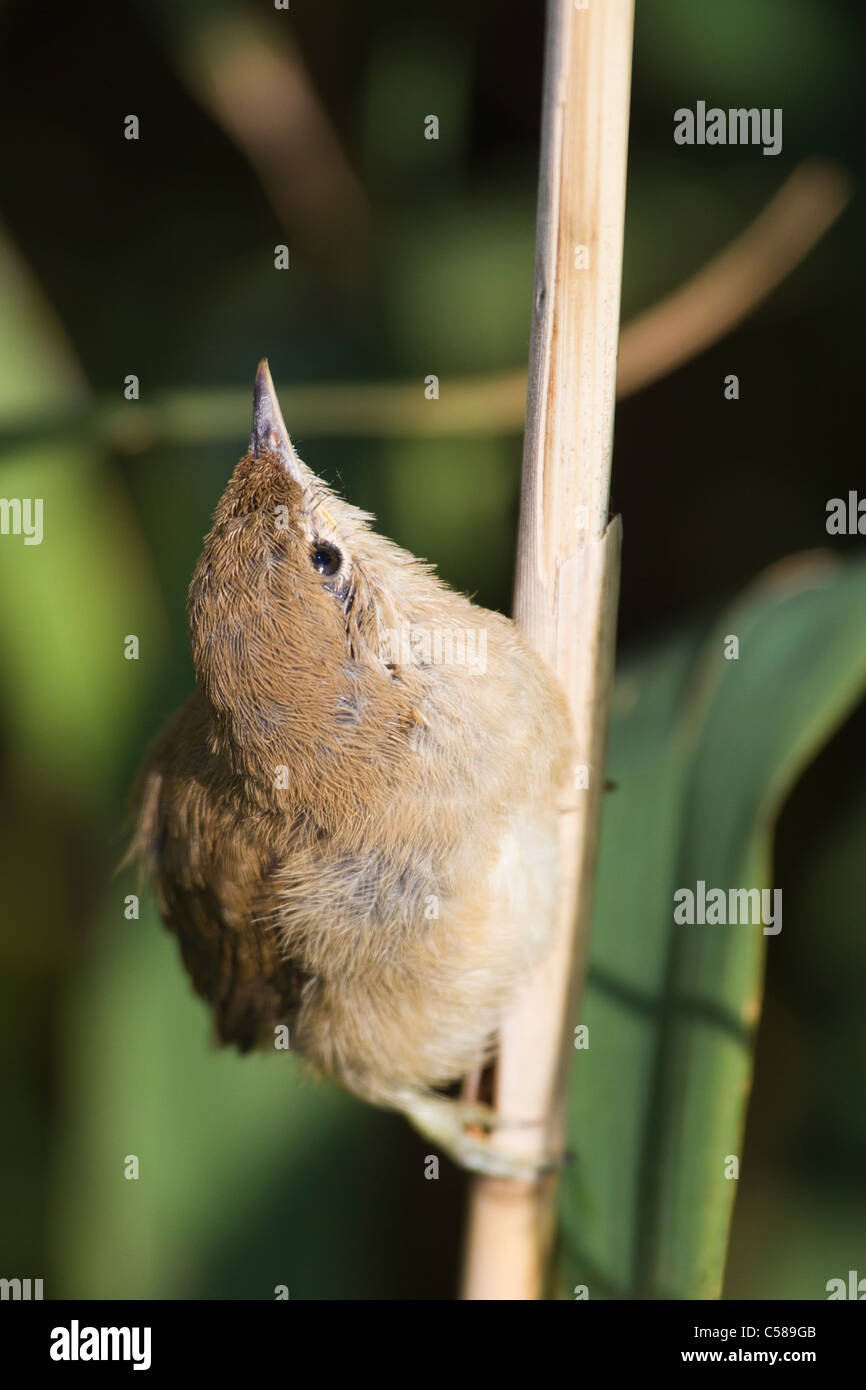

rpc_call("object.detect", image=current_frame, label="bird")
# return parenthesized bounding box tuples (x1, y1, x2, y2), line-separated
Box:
(129, 360, 573, 1177)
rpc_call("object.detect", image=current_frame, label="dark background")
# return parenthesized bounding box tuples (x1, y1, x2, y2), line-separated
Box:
(0, 0, 863, 1297)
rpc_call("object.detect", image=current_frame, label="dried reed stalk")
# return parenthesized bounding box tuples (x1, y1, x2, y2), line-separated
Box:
(461, 0, 634, 1301)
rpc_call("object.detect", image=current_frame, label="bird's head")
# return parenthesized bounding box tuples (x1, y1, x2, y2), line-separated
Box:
(188, 361, 428, 811)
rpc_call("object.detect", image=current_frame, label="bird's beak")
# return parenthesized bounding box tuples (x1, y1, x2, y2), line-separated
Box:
(250, 359, 304, 483)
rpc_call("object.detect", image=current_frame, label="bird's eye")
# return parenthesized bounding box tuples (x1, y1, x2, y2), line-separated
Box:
(311, 543, 342, 577)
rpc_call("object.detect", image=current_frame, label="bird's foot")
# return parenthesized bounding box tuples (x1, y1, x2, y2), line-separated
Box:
(400, 1093, 565, 1181)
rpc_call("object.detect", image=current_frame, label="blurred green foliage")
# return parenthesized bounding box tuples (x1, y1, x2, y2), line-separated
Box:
(563, 557, 866, 1299)
(0, 0, 864, 1299)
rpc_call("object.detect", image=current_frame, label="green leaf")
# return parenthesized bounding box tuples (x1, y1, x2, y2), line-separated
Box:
(562, 554, 866, 1299)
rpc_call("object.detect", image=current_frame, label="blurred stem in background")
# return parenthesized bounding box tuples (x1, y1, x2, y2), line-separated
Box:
(0, 161, 848, 459)
(140, 0, 370, 275)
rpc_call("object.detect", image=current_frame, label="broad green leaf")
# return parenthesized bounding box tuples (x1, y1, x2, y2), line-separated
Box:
(562, 554, 866, 1299)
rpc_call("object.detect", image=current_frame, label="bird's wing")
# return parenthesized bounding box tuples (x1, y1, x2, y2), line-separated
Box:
(128, 693, 308, 1052)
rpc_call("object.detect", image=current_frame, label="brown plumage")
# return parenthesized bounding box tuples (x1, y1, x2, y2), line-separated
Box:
(130, 361, 572, 1173)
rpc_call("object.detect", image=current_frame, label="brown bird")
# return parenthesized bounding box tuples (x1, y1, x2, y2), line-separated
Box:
(129, 361, 572, 1176)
